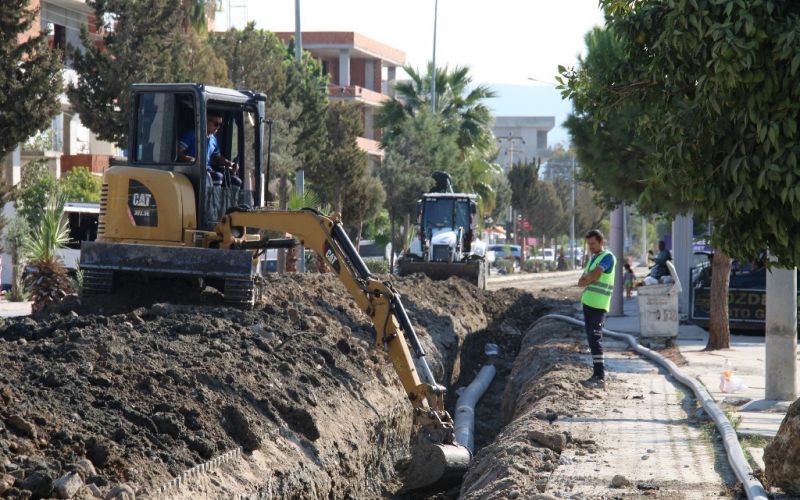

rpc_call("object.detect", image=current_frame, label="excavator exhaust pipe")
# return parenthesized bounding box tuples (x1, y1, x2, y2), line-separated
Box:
(402, 440, 471, 492)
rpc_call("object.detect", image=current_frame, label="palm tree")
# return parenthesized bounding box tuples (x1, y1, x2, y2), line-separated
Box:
(22, 188, 71, 313)
(463, 156, 503, 218)
(377, 63, 497, 158)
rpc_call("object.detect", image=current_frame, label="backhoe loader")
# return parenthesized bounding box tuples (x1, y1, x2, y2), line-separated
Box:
(79, 83, 470, 490)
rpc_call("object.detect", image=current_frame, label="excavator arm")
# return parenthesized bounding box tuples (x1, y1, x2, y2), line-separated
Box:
(215, 208, 470, 490)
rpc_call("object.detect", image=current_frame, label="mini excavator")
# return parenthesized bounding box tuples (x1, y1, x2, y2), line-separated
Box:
(79, 84, 470, 490)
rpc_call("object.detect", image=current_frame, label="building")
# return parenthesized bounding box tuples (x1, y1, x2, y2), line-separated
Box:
(492, 116, 556, 171)
(275, 31, 406, 168)
(3, 0, 119, 187)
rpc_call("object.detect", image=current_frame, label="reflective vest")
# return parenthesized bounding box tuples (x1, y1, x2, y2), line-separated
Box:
(581, 250, 616, 311)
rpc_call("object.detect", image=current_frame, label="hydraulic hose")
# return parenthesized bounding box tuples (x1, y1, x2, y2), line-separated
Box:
(540, 314, 768, 500)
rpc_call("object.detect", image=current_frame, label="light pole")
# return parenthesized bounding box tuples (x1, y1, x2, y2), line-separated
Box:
(431, 0, 439, 113)
(496, 133, 525, 228)
(570, 155, 576, 269)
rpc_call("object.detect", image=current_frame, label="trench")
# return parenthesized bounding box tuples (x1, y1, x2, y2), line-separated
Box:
(0, 274, 565, 500)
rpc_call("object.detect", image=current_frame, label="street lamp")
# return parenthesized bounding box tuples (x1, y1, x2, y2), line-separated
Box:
(432, 0, 439, 113)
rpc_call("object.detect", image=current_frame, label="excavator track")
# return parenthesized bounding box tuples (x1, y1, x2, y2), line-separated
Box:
(82, 269, 114, 295)
(223, 278, 256, 307)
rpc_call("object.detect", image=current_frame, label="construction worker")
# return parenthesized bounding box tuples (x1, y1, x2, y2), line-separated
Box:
(577, 229, 616, 388)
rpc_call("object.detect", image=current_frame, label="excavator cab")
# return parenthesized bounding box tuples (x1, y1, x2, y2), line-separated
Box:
(128, 84, 267, 229)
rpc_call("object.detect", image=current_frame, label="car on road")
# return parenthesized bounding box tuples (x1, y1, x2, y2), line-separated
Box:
(488, 244, 522, 271)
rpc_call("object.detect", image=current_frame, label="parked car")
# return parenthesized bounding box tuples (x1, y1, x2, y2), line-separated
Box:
(487, 244, 522, 269)
(689, 251, 795, 332)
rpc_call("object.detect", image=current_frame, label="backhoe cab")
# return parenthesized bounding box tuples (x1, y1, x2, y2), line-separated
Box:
(78, 84, 471, 491)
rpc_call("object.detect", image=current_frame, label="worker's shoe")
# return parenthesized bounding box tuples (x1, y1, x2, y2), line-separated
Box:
(581, 376, 606, 389)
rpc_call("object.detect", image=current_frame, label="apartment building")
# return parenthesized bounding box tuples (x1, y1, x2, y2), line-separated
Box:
(3, 0, 119, 186)
(492, 116, 556, 171)
(275, 31, 406, 168)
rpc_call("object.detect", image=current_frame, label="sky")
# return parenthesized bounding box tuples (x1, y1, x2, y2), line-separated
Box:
(217, 1, 606, 146)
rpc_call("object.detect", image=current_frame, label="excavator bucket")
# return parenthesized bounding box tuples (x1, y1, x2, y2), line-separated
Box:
(398, 259, 486, 290)
(401, 440, 472, 492)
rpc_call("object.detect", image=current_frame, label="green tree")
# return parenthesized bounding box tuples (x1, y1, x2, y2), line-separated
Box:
(318, 102, 371, 213)
(561, 3, 800, 348)
(342, 174, 386, 245)
(528, 181, 567, 238)
(69, 0, 230, 148)
(0, 1, 63, 159)
(507, 160, 538, 217)
(60, 167, 102, 202)
(377, 64, 496, 158)
(16, 160, 58, 229)
(282, 39, 329, 179)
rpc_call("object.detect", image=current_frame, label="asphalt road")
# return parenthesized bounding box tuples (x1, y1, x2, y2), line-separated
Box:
(487, 269, 584, 292)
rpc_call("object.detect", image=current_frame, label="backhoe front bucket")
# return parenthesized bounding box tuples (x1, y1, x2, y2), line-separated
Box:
(402, 440, 471, 492)
(398, 259, 486, 289)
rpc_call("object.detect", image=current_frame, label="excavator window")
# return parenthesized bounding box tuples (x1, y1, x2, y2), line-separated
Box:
(201, 105, 257, 229)
(134, 92, 194, 165)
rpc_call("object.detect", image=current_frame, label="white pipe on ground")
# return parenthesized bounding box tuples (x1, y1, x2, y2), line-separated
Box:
(454, 364, 496, 454)
(540, 314, 768, 500)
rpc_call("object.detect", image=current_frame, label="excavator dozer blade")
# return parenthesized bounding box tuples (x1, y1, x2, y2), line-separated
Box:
(79, 241, 256, 305)
(401, 441, 472, 493)
(397, 259, 486, 289)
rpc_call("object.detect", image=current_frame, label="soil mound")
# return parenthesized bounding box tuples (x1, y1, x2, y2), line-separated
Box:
(0, 273, 543, 499)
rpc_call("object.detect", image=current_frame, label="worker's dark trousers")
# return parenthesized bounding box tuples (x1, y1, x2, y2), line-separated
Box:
(583, 304, 606, 379)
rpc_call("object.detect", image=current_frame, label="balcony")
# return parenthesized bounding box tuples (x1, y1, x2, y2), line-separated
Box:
(328, 85, 389, 106)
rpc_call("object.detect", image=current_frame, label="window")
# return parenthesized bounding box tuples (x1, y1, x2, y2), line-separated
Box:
(134, 93, 193, 164)
(537, 130, 548, 150)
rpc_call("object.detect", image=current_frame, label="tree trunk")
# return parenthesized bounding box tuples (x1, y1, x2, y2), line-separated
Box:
(403, 213, 411, 253)
(390, 216, 396, 274)
(355, 221, 363, 252)
(706, 249, 732, 350)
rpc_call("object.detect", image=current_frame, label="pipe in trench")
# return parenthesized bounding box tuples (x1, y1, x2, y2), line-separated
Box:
(453, 363, 496, 454)
(540, 314, 768, 500)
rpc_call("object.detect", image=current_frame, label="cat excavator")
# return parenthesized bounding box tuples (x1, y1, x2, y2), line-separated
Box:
(79, 83, 470, 490)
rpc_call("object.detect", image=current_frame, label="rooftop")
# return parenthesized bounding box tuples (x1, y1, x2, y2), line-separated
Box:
(274, 31, 406, 67)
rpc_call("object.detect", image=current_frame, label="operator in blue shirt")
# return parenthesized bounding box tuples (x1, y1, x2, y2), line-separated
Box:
(177, 110, 242, 187)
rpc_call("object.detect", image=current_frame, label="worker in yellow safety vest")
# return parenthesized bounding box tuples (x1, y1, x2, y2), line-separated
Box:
(577, 229, 617, 389)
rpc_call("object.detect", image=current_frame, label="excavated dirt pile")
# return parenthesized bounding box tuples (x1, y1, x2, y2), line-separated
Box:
(460, 317, 601, 499)
(0, 273, 549, 499)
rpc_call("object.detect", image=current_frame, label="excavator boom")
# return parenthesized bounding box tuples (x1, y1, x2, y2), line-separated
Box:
(220, 208, 472, 490)
(82, 207, 470, 490)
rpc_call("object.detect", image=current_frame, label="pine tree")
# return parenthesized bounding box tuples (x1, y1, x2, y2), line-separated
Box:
(0, 1, 63, 159)
(69, 0, 230, 148)
(317, 102, 369, 213)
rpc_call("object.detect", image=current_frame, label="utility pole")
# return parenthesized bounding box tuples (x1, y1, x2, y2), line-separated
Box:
(294, 0, 305, 272)
(766, 262, 798, 401)
(570, 155, 576, 270)
(497, 133, 525, 227)
(294, 0, 303, 62)
(609, 205, 625, 316)
(431, 0, 438, 113)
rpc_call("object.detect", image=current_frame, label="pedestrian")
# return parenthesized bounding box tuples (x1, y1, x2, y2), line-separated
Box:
(623, 262, 635, 299)
(577, 229, 617, 388)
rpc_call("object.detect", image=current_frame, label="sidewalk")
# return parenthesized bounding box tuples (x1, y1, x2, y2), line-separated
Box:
(605, 295, 796, 440)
